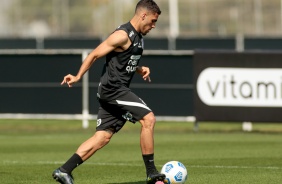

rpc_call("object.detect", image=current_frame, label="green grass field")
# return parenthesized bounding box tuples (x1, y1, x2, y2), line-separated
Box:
(0, 119, 282, 184)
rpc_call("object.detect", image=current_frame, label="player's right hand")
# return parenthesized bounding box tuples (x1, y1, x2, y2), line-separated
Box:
(61, 74, 79, 87)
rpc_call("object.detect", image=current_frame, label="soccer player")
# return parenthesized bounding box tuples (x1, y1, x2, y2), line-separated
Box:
(52, 0, 165, 183)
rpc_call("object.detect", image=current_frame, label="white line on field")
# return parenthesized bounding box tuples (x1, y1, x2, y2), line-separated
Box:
(2, 160, 281, 170)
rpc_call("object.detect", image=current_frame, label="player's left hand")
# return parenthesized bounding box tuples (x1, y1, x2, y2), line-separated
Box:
(136, 66, 151, 82)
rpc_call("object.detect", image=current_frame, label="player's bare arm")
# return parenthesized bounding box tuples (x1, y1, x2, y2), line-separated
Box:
(61, 30, 130, 87)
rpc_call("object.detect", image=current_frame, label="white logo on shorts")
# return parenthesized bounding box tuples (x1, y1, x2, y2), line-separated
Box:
(97, 119, 102, 127)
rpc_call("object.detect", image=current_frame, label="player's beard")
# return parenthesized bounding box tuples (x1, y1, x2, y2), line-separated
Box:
(142, 29, 151, 36)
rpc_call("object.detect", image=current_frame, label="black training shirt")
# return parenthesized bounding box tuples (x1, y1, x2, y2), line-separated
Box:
(97, 22, 144, 101)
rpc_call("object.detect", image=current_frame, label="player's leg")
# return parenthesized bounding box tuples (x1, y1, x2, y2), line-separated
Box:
(52, 104, 122, 184)
(139, 111, 156, 168)
(76, 129, 113, 161)
(114, 91, 165, 183)
(139, 112, 166, 184)
(52, 130, 114, 184)
(139, 112, 155, 155)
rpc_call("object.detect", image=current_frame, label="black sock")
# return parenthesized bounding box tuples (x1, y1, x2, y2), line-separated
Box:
(60, 153, 83, 174)
(142, 153, 157, 175)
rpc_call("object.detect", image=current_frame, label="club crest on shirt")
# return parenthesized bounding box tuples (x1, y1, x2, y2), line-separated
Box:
(129, 31, 134, 37)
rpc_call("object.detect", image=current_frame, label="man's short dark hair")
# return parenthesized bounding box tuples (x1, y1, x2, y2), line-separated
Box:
(135, 0, 161, 15)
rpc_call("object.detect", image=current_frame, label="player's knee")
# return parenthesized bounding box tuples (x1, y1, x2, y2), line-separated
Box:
(142, 113, 156, 129)
(96, 136, 111, 150)
(147, 115, 156, 124)
(95, 130, 113, 149)
(102, 132, 112, 145)
(103, 137, 111, 146)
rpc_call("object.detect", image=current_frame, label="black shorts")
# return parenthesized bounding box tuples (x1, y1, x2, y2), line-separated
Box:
(96, 91, 152, 133)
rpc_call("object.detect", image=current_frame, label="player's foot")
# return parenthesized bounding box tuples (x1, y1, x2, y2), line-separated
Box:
(52, 168, 74, 184)
(146, 170, 166, 184)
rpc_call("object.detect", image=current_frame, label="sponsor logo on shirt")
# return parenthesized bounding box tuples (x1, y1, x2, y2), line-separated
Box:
(126, 55, 141, 73)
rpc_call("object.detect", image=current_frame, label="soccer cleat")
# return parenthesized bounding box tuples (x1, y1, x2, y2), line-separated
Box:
(146, 170, 166, 184)
(52, 168, 74, 184)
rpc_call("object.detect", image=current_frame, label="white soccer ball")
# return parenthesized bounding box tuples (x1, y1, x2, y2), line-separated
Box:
(160, 161, 188, 184)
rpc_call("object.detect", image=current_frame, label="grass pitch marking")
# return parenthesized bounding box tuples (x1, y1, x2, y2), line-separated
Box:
(2, 160, 281, 170)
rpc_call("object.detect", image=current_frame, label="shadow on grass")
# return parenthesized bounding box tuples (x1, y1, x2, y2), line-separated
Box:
(108, 181, 144, 184)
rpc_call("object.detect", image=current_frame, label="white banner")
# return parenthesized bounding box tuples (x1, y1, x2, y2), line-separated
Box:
(197, 67, 282, 107)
